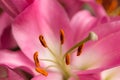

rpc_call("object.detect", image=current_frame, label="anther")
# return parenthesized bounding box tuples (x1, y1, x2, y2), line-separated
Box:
(107, 0, 118, 13)
(65, 54, 70, 65)
(96, 0, 102, 4)
(60, 29, 65, 45)
(33, 52, 40, 67)
(35, 67, 48, 76)
(77, 44, 84, 56)
(39, 35, 47, 47)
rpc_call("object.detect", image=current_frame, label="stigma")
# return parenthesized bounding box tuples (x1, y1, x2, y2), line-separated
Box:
(33, 29, 98, 79)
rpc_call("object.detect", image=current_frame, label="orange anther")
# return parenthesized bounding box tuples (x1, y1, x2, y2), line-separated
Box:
(33, 52, 40, 67)
(96, 0, 102, 4)
(108, 0, 118, 13)
(39, 35, 47, 47)
(77, 44, 84, 56)
(96, 0, 118, 13)
(60, 29, 65, 45)
(35, 67, 48, 76)
(65, 54, 70, 65)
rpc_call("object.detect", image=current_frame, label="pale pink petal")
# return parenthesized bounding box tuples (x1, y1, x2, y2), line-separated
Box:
(91, 20, 120, 40)
(70, 10, 97, 43)
(31, 72, 62, 80)
(101, 67, 120, 80)
(12, 0, 71, 63)
(74, 19, 120, 49)
(0, 64, 24, 80)
(72, 31, 120, 71)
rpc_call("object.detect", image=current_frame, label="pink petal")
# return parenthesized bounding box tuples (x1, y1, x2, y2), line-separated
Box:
(101, 66, 120, 80)
(13, 66, 33, 80)
(0, 13, 11, 37)
(92, 20, 120, 40)
(58, 0, 83, 18)
(72, 30, 120, 71)
(0, 50, 34, 73)
(80, 0, 108, 19)
(1, 26, 17, 49)
(0, 0, 31, 17)
(31, 72, 62, 80)
(0, 64, 24, 80)
(0, 13, 12, 49)
(12, 0, 71, 62)
(26, 0, 34, 4)
(70, 10, 97, 43)
(75, 72, 101, 80)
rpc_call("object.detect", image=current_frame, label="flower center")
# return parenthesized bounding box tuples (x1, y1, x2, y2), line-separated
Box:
(33, 29, 98, 79)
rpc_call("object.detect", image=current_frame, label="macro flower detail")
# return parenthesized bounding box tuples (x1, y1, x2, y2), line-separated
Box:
(9, 0, 120, 80)
(33, 29, 98, 79)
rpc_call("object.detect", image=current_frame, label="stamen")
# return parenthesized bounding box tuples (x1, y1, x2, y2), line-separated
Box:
(65, 54, 70, 65)
(60, 29, 65, 44)
(107, 0, 118, 13)
(34, 52, 48, 76)
(35, 67, 48, 76)
(39, 59, 57, 64)
(39, 35, 47, 48)
(96, 0, 119, 15)
(96, 0, 102, 4)
(33, 52, 40, 67)
(77, 44, 84, 56)
(64, 32, 98, 58)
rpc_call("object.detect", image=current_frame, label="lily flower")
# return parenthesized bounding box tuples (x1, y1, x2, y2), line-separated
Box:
(10, 0, 120, 79)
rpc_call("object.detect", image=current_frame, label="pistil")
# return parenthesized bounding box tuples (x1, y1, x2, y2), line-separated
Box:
(63, 32, 98, 58)
(34, 29, 98, 79)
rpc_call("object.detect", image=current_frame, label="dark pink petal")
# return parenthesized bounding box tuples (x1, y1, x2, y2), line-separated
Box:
(26, 0, 34, 4)
(13, 66, 33, 80)
(0, 12, 17, 49)
(0, 0, 31, 17)
(0, 13, 11, 37)
(81, 0, 108, 17)
(69, 72, 101, 80)
(0, 64, 24, 80)
(58, 0, 83, 18)
(1, 26, 17, 49)
(0, 50, 35, 74)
